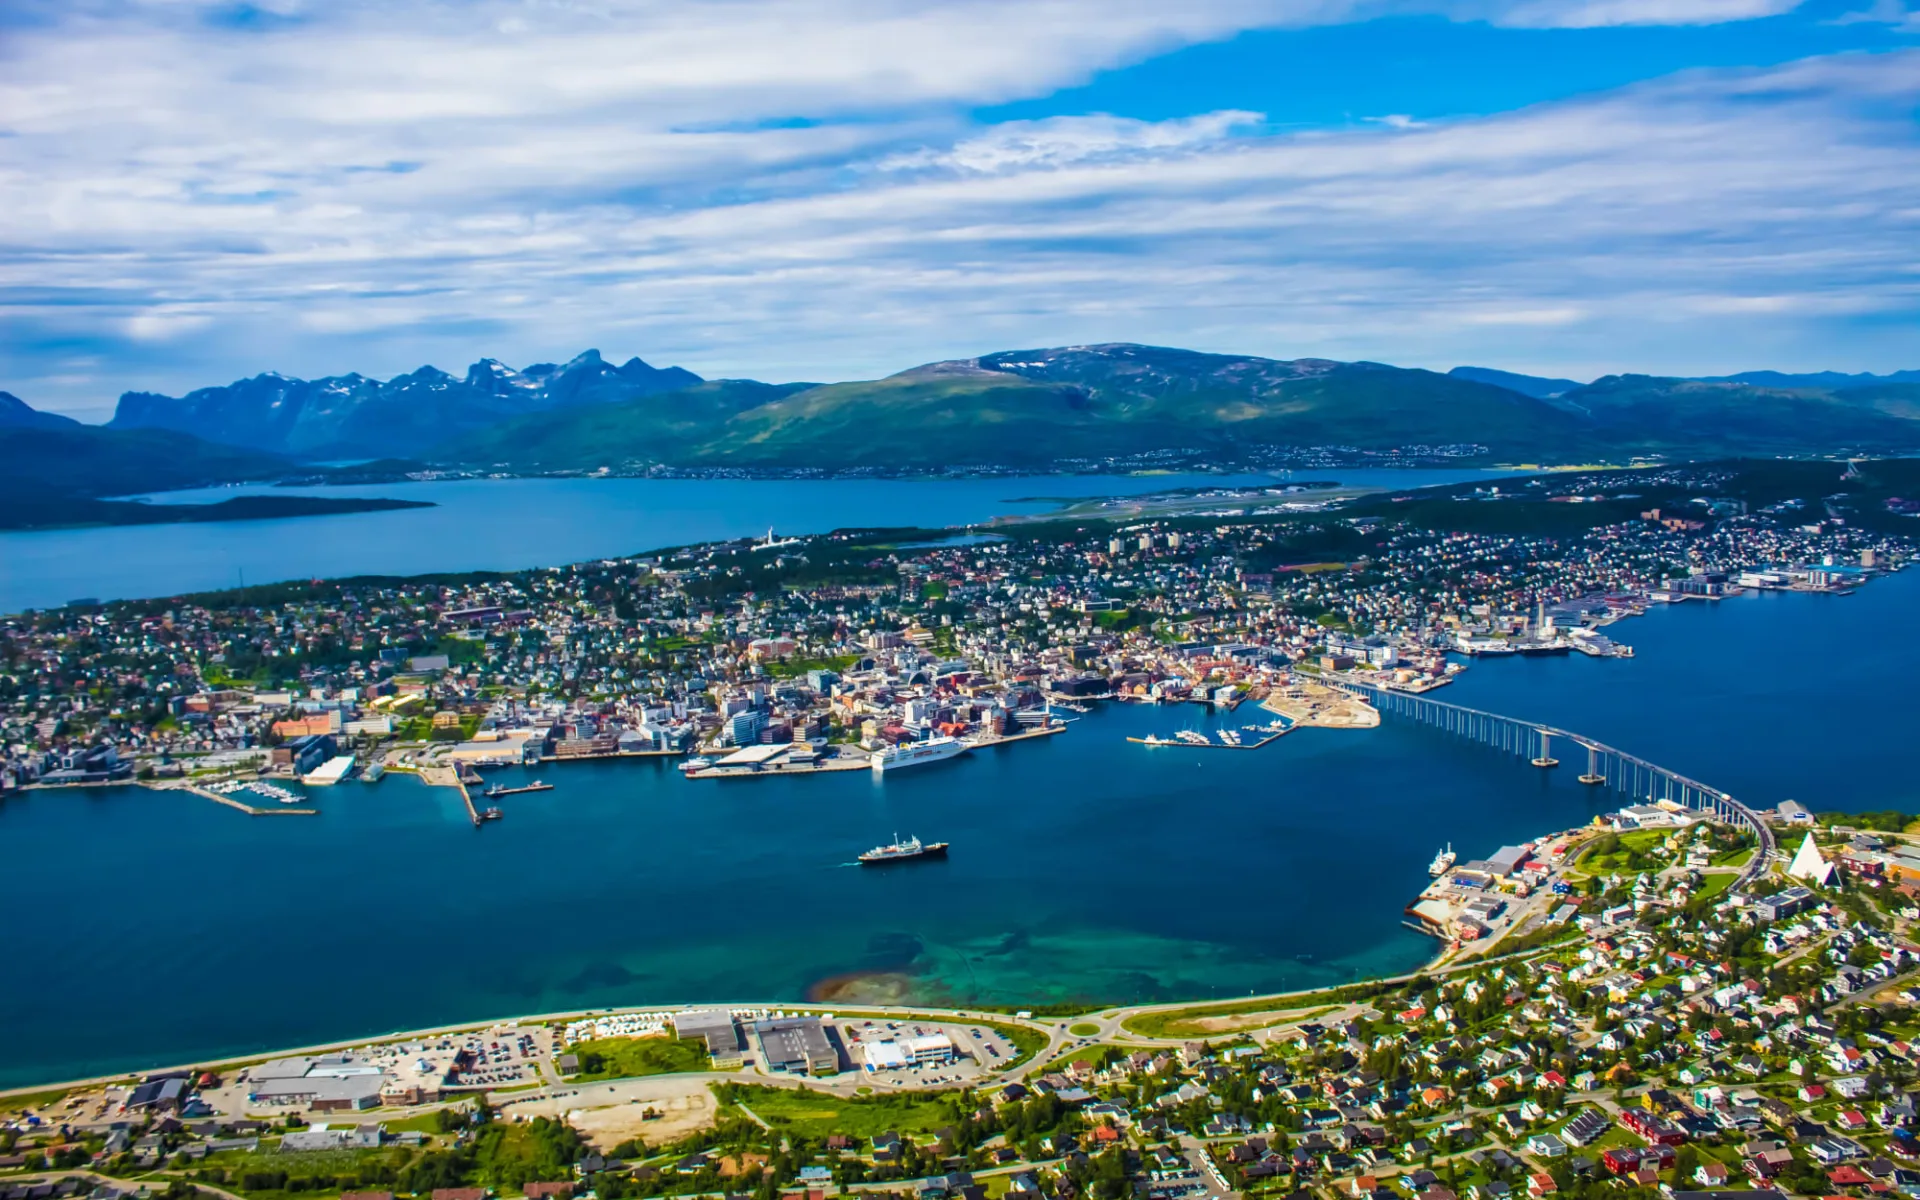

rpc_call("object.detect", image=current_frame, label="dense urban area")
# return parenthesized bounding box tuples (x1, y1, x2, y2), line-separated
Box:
(9, 459, 1920, 1200)
(1, 461, 1913, 793)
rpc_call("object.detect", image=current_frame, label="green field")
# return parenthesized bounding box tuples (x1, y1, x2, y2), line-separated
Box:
(1124, 1000, 1347, 1039)
(716, 1083, 970, 1138)
(1067, 1022, 1101, 1037)
(566, 1036, 710, 1080)
(1696, 872, 1738, 899)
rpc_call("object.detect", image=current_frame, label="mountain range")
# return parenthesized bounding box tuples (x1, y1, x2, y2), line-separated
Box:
(107, 349, 700, 458)
(7, 344, 1920, 490)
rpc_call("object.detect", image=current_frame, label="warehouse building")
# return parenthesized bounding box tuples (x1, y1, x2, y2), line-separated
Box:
(752, 1016, 838, 1075)
(672, 1009, 746, 1068)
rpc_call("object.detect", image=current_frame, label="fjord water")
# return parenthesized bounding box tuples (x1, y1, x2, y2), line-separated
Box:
(2, 571, 1914, 1088)
(0, 468, 1509, 611)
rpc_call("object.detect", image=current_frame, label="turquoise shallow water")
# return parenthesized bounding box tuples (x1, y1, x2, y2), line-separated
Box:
(0, 570, 1913, 1087)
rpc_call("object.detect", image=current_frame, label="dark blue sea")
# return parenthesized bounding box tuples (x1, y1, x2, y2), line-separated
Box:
(0, 569, 1912, 1088)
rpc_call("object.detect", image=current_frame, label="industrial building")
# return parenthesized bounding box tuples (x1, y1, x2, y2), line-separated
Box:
(247, 1052, 450, 1111)
(752, 1016, 838, 1075)
(672, 1009, 746, 1068)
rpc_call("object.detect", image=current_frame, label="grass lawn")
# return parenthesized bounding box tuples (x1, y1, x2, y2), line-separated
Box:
(1125, 1002, 1342, 1040)
(378, 1110, 458, 1135)
(567, 1037, 710, 1080)
(1712, 847, 1757, 868)
(981, 1022, 1048, 1068)
(1067, 1023, 1101, 1037)
(1696, 872, 1738, 899)
(722, 1084, 966, 1139)
(1054, 1046, 1122, 1071)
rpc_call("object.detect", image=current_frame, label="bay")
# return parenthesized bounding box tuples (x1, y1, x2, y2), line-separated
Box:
(0, 468, 1509, 612)
(3, 572, 1914, 1088)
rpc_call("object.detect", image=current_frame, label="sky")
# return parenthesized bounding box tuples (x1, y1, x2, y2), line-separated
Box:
(2, 0, 1918, 419)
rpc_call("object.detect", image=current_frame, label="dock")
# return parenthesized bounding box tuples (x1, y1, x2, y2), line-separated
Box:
(685, 722, 1067, 780)
(1127, 726, 1291, 751)
(421, 765, 491, 826)
(1260, 679, 1381, 729)
(537, 748, 684, 763)
(175, 783, 318, 816)
(480, 781, 554, 797)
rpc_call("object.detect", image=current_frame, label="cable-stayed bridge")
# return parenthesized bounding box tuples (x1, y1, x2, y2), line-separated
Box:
(1324, 678, 1775, 881)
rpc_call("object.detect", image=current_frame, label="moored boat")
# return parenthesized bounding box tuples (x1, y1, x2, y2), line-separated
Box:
(869, 735, 967, 772)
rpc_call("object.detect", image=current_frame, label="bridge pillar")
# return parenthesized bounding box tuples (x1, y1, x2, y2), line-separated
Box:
(1578, 744, 1604, 785)
(1531, 731, 1559, 769)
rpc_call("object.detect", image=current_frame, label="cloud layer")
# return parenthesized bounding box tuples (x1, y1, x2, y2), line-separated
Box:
(4, 0, 1918, 410)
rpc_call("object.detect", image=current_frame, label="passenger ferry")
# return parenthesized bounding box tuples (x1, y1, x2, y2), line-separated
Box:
(680, 756, 715, 776)
(870, 735, 967, 772)
(858, 834, 950, 865)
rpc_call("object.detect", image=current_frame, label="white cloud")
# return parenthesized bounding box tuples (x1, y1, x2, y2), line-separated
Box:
(879, 112, 1264, 174)
(1489, 0, 1805, 28)
(4, 1, 1915, 408)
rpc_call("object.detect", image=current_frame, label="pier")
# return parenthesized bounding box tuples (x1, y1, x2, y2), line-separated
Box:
(1327, 679, 1774, 878)
(482, 781, 554, 797)
(174, 782, 318, 817)
(1126, 726, 1291, 750)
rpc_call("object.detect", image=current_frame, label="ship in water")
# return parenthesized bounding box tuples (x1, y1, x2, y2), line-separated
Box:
(870, 735, 968, 772)
(858, 834, 950, 865)
(1429, 843, 1457, 877)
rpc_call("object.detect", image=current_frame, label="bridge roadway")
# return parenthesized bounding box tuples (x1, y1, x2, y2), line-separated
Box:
(1326, 677, 1776, 883)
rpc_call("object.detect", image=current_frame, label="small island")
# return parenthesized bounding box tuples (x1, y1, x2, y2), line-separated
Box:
(0, 494, 436, 531)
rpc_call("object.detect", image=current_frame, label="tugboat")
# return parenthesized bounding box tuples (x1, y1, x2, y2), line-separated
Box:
(858, 834, 950, 866)
(1429, 843, 1457, 877)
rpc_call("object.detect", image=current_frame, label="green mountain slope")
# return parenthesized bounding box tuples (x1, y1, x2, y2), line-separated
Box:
(685, 346, 1594, 467)
(1557, 375, 1920, 453)
(435, 379, 813, 467)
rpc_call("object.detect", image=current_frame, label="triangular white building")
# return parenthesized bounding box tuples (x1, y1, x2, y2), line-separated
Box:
(1786, 831, 1834, 886)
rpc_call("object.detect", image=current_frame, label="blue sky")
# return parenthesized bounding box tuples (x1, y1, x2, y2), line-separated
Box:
(1, 0, 1917, 418)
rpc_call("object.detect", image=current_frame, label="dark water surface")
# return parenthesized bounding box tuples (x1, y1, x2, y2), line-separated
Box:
(0, 570, 1912, 1087)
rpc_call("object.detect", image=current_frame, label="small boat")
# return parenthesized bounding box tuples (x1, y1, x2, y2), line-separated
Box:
(1429, 844, 1457, 877)
(680, 756, 714, 775)
(479, 807, 504, 821)
(858, 834, 949, 865)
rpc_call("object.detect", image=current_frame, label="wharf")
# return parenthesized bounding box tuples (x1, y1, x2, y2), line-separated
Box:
(174, 782, 318, 817)
(1260, 680, 1381, 729)
(421, 765, 487, 826)
(685, 722, 1065, 780)
(482, 781, 554, 797)
(1127, 727, 1290, 751)
(685, 753, 868, 780)
(539, 748, 684, 763)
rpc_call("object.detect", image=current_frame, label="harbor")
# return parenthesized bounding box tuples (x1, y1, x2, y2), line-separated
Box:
(1126, 719, 1291, 750)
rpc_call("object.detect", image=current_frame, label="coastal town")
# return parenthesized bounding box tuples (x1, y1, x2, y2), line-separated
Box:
(7, 460, 1920, 1200)
(0, 462, 1908, 798)
(11, 793, 1920, 1200)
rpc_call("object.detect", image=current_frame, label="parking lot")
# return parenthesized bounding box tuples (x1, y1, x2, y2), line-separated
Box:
(836, 1018, 1005, 1088)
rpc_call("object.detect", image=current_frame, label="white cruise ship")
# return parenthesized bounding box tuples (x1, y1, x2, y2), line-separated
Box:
(870, 735, 968, 773)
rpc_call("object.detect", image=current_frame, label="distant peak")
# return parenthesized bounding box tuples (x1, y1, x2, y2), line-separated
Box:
(887, 359, 1018, 382)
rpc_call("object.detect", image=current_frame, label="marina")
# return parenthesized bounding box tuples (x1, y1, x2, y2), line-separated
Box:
(1126, 720, 1290, 750)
